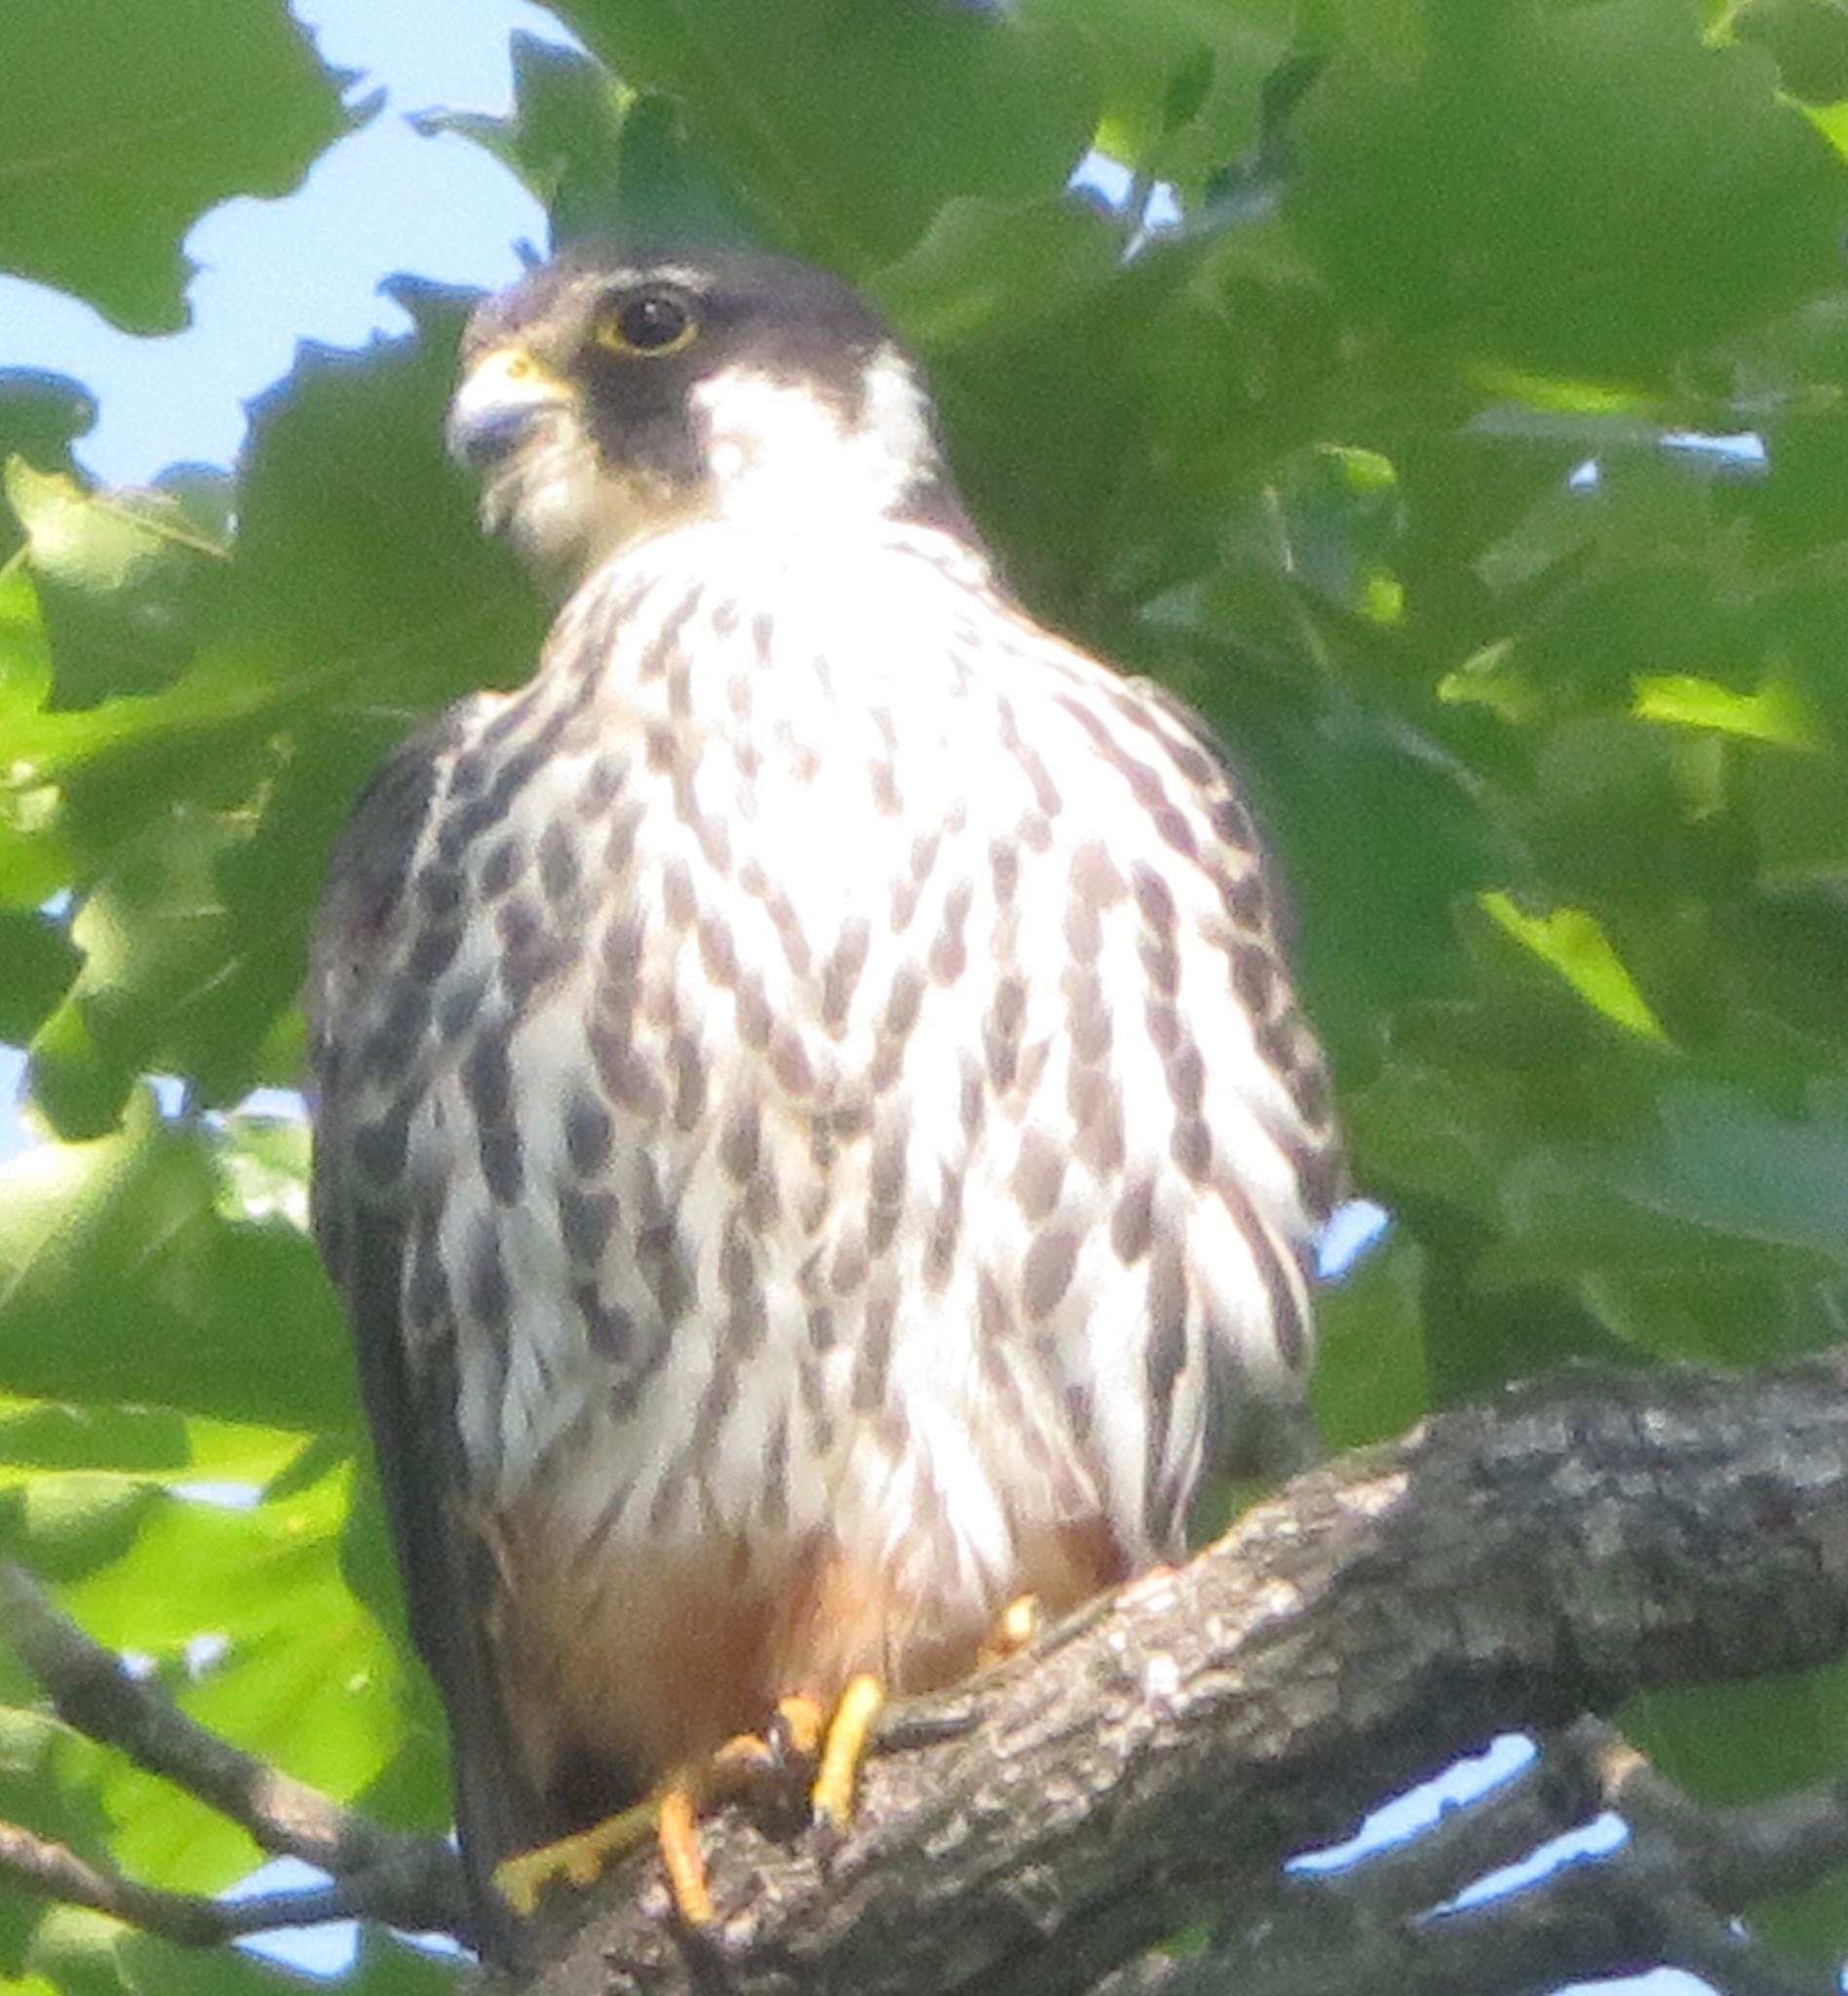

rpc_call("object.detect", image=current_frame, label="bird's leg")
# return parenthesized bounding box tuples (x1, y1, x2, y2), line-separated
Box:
(658, 1696, 833, 1921)
(661, 1681, 884, 1916)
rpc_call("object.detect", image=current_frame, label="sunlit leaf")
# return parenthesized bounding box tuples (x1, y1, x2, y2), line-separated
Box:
(1479, 894, 1672, 1043)
(0, 1094, 351, 1431)
(1631, 671, 1821, 747)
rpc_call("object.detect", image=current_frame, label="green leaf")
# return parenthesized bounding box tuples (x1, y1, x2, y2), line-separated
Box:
(4, 460, 231, 710)
(26, 1908, 356, 1996)
(1477, 1083, 1848, 1363)
(3, 1477, 160, 1583)
(420, 34, 751, 249)
(0, 564, 74, 915)
(0, 911, 79, 1047)
(0, 372, 97, 488)
(1294, 0, 1846, 380)
(557, 0, 1098, 269)
(0, 1094, 352, 1432)
(1615, 1081, 1848, 1265)
(28, 788, 275, 1134)
(0, 1399, 302, 1490)
(1630, 671, 1821, 747)
(1311, 1231, 1429, 1449)
(0, 0, 356, 332)
(1018, 0, 1293, 188)
(230, 299, 543, 712)
(873, 196, 1124, 349)
(1626, 1663, 1848, 1961)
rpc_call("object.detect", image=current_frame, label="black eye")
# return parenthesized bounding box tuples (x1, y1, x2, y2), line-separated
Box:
(596, 291, 697, 357)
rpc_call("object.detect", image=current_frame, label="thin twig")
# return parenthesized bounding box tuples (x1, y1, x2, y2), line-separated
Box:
(0, 1560, 467, 1938)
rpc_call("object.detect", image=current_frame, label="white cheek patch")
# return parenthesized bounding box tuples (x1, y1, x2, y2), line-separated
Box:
(691, 344, 937, 527)
(859, 344, 937, 482)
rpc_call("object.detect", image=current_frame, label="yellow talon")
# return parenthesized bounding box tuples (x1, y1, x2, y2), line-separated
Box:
(710, 1729, 778, 1783)
(657, 1784, 713, 1926)
(772, 1692, 826, 1764)
(980, 1593, 1041, 1665)
(812, 1672, 885, 1833)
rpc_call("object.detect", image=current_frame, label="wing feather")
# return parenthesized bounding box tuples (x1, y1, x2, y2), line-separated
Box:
(308, 711, 553, 1945)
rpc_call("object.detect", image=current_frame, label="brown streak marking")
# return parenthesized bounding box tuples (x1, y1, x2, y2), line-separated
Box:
(1022, 1227, 1079, 1321)
(662, 860, 695, 930)
(558, 1183, 619, 1267)
(853, 1293, 896, 1410)
(1069, 1063, 1125, 1174)
(928, 880, 974, 985)
(604, 802, 644, 871)
(821, 919, 872, 1032)
(468, 1222, 511, 1331)
(538, 822, 581, 903)
(1012, 1128, 1066, 1223)
(669, 1032, 706, 1132)
(720, 1100, 761, 1182)
(1112, 1178, 1155, 1264)
(720, 1221, 768, 1356)
(1213, 1169, 1309, 1369)
(923, 1165, 964, 1291)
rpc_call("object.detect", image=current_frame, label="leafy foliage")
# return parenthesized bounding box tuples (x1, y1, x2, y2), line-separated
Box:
(0, 0, 356, 333)
(4, 0, 1848, 1987)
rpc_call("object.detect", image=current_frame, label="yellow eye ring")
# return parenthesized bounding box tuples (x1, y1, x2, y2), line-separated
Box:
(594, 291, 699, 358)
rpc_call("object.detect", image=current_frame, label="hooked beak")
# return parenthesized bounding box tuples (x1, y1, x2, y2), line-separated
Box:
(445, 344, 577, 468)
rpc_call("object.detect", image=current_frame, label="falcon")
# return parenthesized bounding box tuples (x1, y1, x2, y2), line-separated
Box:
(308, 241, 1341, 1955)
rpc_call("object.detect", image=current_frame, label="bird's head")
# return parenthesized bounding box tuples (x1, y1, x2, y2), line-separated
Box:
(448, 242, 973, 586)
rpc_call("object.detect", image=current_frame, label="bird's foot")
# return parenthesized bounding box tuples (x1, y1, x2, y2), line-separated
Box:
(493, 1794, 663, 1916)
(493, 1772, 726, 1927)
(492, 1681, 885, 1928)
(711, 1693, 826, 1785)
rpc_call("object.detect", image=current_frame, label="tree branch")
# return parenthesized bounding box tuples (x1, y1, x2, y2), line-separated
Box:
(0, 1559, 468, 1940)
(15, 1354, 1848, 1991)
(0, 1815, 369, 1948)
(478, 1352, 1848, 1996)
(1125, 1715, 1846, 1996)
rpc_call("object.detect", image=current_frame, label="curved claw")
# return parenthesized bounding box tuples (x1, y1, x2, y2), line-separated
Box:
(811, 1673, 885, 1838)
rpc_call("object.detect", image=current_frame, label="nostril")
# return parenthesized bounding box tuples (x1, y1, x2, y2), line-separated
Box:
(446, 403, 534, 469)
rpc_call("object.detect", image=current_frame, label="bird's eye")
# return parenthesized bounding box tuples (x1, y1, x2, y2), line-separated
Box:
(595, 291, 698, 357)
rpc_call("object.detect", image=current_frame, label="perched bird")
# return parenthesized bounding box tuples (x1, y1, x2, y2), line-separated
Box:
(308, 241, 1341, 1954)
